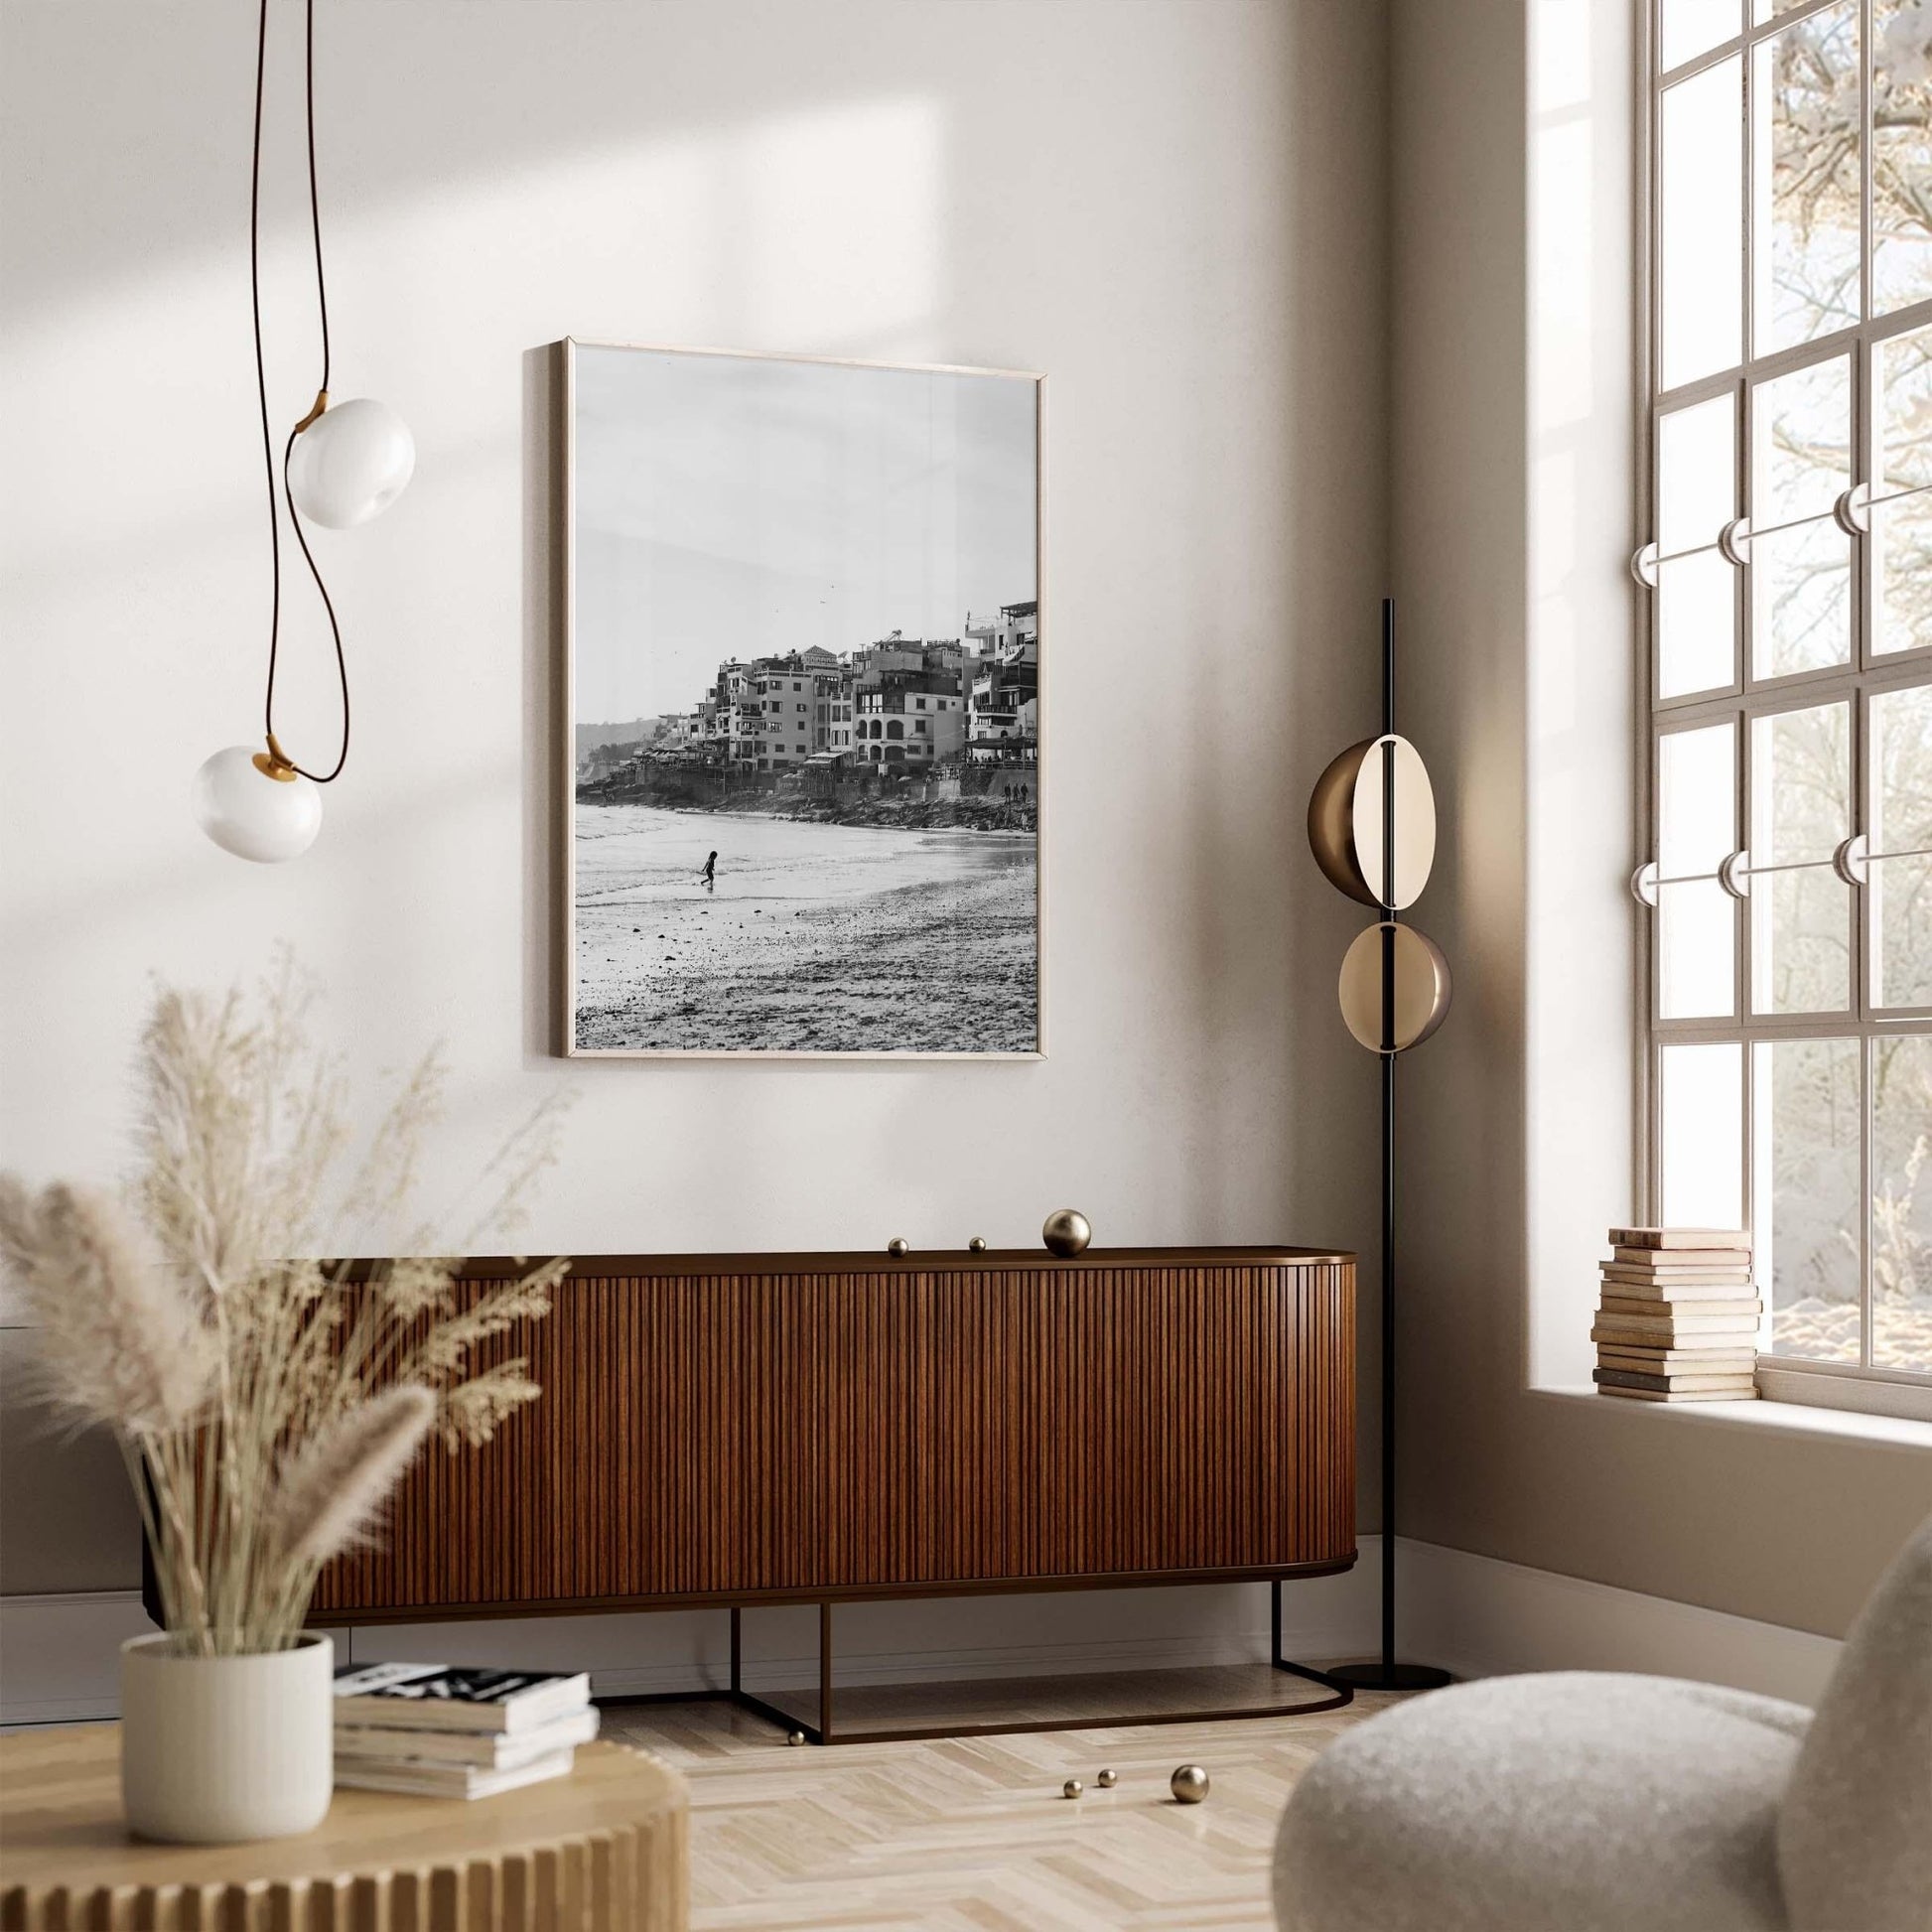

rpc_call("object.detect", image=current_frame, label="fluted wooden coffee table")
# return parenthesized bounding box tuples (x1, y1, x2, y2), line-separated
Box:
(0, 1727, 687, 1930)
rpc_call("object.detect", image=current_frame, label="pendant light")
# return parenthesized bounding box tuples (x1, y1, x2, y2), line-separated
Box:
(193, 0, 413, 864)
(286, 398, 415, 528)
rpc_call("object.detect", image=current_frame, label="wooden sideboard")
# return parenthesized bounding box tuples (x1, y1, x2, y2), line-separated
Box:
(302, 1247, 1358, 1739)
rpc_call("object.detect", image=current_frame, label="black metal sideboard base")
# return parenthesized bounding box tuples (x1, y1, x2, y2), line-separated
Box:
(596, 1578, 1353, 1745)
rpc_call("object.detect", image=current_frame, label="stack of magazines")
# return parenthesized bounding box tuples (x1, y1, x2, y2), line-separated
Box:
(332, 1662, 599, 1798)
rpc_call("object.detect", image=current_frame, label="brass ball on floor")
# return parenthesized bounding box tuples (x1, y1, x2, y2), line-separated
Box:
(1042, 1209, 1092, 1257)
(1171, 1764, 1209, 1804)
(1096, 1768, 1118, 1788)
(968, 1236, 988, 1253)
(1062, 1778, 1084, 1799)
(887, 1238, 909, 1257)
(786, 1730, 806, 1746)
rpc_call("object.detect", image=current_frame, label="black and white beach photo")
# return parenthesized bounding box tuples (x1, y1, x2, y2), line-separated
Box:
(563, 343, 1041, 1056)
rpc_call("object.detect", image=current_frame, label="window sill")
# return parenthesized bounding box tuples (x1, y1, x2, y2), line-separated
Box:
(1535, 1384, 1932, 1450)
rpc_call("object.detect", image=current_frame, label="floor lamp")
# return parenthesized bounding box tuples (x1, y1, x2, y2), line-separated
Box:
(1306, 599, 1453, 1693)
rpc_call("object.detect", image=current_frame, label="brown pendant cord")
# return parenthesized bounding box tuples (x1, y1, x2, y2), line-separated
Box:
(252, 0, 349, 783)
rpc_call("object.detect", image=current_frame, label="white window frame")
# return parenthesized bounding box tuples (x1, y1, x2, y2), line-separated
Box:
(1640, 0, 1932, 1415)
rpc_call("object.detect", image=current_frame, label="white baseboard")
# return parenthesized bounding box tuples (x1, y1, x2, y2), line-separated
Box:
(0, 1534, 1843, 1725)
(1399, 1538, 1843, 1706)
(0, 1590, 157, 1725)
(0, 1562, 1377, 1724)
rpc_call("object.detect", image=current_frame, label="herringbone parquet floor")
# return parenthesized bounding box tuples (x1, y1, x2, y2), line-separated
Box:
(603, 1666, 1395, 1931)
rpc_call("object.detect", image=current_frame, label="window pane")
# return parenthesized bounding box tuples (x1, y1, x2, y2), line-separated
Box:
(1751, 705, 1851, 1015)
(1754, 865, 1854, 1011)
(1872, 1031, 1932, 1370)
(1753, 5, 1861, 355)
(1870, 681, 1932, 1009)
(1874, 326, 1932, 655)
(1655, 727, 1737, 1017)
(1661, 880, 1738, 1016)
(1658, 392, 1736, 553)
(1751, 520, 1854, 677)
(1874, 1, 1932, 316)
(1662, 58, 1744, 386)
(1754, 1036, 1862, 1362)
(1659, 721, 1736, 874)
(1750, 357, 1853, 678)
(1661, 1041, 1744, 1227)
(1659, 550, 1738, 696)
(1664, 1, 1739, 70)
(1873, 493, 1932, 657)
(1753, 700, 1851, 865)
(1752, 356, 1851, 524)
(1872, 854, 1932, 1008)
(1870, 681, 1932, 853)
(1876, 325, 1932, 494)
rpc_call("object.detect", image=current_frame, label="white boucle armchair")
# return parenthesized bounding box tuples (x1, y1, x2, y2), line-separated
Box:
(1273, 1511, 1932, 1932)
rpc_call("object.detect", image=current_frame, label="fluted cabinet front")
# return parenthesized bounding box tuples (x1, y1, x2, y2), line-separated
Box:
(311, 1250, 1356, 1619)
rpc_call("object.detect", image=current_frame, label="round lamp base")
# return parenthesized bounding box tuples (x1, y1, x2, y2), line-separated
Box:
(1322, 1661, 1454, 1693)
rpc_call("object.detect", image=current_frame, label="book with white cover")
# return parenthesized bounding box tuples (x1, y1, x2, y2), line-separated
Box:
(1598, 1296, 1762, 1319)
(1607, 1227, 1751, 1251)
(332, 1663, 591, 1734)
(333, 1747, 577, 1799)
(335, 1705, 601, 1768)
(1595, 1347, 1757, 1372)
(1589, 1306, 1761, 1330)
(1597, 1269, 1756, 1292)
(1596, 1384, 1758, 1403)
(1607, 1246, 1752, 1269)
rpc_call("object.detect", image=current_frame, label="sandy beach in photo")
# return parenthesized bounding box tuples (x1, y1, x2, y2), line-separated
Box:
(572, 804, 1037, 1052)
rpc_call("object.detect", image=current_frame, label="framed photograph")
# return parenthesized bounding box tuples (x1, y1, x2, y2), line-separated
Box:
(560, 339, 1043, 1058)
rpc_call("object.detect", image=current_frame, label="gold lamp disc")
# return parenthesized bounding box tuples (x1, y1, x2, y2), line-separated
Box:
(1307, 735, 1437, 909)
(1337, 922, 1451, 1054)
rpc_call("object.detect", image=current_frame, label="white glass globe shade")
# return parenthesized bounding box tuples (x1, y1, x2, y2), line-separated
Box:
(191, 746, 323, 863)
(286, 397, 414, 528)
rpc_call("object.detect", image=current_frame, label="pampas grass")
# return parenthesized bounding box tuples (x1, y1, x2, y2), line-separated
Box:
(272, 1388, 437, 1571)
(0, 1180, 211, 1435)
(0, 958, 572, 1656)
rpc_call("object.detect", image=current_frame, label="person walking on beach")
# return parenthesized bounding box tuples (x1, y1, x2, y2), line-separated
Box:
(700, 850, 717, 891)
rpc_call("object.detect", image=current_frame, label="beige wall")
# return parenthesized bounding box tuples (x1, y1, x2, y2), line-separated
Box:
(1390, 0, 1931, 1636)
(0, 0, 1390, 1593)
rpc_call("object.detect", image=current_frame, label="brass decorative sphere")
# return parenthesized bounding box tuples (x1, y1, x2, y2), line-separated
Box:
(1171, 1763, 1209, 1804)
(1042, 1209, 1091, 1257)
(786, 1729, 806, 1746)
(968, 1236, 988, 1253)
(1062, 1778, 1083, 1799)
(1096, 1767, 1118, 1789)
(887, 1237, 909, 1257)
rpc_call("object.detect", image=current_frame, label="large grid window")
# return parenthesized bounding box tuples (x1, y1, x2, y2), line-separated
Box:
(1640, 0, 1932, 1401)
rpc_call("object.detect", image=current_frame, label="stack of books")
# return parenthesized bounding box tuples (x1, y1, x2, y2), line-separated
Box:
(1591, 1227, 1760, 1403)
(332, 1663, 599, 1799)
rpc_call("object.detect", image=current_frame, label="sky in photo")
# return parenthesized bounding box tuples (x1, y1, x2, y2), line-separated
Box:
(572, 345, 1038, 725)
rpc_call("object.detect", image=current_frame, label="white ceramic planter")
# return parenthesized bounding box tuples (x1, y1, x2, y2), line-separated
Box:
(120, 1632, 334, 1843)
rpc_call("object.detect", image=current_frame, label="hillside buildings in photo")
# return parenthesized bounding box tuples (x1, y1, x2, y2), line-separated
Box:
(577, 600, 1037, 791)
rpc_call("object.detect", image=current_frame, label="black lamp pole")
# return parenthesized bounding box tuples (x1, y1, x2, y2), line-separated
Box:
(1322, 601, 1452, 1695)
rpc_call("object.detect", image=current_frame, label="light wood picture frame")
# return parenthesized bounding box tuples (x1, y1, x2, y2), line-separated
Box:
(559, 339, 1043, 1059)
